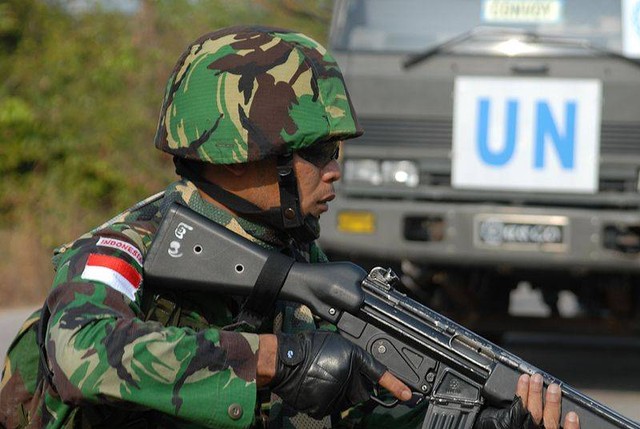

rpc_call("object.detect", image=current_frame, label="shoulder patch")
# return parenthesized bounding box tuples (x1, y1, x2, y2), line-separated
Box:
(97, 237, 143, 267)
(81, 254, 141, 301)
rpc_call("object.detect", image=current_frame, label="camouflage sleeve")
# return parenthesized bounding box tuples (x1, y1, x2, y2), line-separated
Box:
(336, 399, 428, 429)
(45, 229, 259, 428)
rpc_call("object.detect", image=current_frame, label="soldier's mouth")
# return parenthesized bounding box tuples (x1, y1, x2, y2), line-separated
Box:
(319, 194, 335, 204)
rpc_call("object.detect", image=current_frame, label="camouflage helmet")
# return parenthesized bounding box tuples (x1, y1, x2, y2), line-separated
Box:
(154, 25, 363, 164)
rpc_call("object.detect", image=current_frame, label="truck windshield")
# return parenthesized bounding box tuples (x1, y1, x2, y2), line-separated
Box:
(331, 0, 624, 53)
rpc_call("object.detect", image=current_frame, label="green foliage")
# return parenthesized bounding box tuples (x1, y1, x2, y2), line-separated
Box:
(0, 0, 332, 251)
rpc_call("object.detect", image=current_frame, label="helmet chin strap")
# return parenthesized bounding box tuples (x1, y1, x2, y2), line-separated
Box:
(173, 157, 320, 244)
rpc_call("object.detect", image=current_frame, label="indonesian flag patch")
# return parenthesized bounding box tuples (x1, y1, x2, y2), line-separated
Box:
(81, 254, 142, 301)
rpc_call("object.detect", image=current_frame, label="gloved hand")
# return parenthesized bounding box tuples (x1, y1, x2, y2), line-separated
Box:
(474, 396, 540, 429)
(270, 331, 387, 419)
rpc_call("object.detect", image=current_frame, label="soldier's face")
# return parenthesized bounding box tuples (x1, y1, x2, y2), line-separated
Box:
(292, 148, 342, 218)
(201, 145, 342, 219)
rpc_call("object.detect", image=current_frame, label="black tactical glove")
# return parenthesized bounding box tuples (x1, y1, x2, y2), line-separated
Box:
(270, 331, 387, 419)
(474, 396, 541, 429)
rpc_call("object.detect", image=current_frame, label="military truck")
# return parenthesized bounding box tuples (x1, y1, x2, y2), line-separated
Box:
(320, 0, 640, 332)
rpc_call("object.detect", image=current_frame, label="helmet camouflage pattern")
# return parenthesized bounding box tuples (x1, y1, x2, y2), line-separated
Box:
(155, 25, 363, 164)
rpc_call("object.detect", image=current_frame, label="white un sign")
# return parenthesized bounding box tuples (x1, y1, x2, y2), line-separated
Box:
(452, 77, 602, 194)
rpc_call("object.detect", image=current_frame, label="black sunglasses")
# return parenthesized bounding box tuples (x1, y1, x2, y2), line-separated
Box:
(297, 141, 340, 168)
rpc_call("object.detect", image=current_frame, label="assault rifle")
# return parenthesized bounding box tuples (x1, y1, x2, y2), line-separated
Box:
(144, 204, 640, 429)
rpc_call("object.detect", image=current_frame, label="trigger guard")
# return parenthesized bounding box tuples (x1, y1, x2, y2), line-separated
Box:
(369, 394, 398, 408)
(369, 392, 425, 409)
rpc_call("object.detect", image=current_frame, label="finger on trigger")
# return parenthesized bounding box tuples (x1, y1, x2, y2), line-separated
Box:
(527, 373, 544, 425)
(542, 383, 562, 429)
(516, 374, 530, 406)
(379, 371, 412, 401)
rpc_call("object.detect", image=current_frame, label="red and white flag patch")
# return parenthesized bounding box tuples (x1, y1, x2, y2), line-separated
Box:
(81, 254, 141, 301)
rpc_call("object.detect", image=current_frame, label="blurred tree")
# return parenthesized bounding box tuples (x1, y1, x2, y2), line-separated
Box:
(256, 0, 333, 21)
(0, 0, 33, 52)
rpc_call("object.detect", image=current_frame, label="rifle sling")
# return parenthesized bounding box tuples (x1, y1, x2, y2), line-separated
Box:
(238, 251, 295, 329)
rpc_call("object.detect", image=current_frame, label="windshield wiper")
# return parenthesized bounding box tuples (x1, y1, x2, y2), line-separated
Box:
(403, 26, 490, 68)
(403, 26, 640, 70)
(528, 33, 640, 70)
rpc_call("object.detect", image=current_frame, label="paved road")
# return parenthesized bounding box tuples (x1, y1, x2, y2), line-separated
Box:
(0, 307, 37, 359)
(1, 306, 638, 423)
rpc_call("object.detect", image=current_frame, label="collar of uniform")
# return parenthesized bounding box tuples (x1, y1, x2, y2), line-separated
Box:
(161, 179, 286, 250)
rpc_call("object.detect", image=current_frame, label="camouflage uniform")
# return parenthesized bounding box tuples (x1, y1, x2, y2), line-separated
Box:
(0, 26, 365, 429)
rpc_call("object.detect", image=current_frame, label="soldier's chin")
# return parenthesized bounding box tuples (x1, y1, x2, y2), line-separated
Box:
(316, 203, 329, 216)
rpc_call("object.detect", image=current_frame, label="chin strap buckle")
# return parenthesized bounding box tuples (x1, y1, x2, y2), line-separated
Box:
(276, 153, 303, 229)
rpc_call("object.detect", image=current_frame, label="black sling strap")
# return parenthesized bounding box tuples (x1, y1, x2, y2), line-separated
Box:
(237, 251, 295, 330)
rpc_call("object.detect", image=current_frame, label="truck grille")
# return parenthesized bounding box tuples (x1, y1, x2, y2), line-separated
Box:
(359, 118, 452, 150)
(358, 118, 640, 155)
(601, 123, 640, 154)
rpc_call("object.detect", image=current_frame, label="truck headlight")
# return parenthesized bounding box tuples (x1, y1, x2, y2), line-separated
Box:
(344, 159, 419, 187)
(381, 160, 419, 187)
(344, 159, 382, 185)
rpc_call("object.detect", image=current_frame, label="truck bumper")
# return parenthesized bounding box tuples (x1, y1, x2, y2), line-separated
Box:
(318, 197, 640, 272)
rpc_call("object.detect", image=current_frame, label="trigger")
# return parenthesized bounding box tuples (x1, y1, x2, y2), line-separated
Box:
(405, 392, 426, 407)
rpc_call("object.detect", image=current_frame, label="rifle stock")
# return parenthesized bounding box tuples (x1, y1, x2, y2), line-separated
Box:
(144, 204, 640, 429)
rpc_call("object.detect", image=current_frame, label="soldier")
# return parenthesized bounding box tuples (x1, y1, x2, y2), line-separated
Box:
(0, 26, 579, 429)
